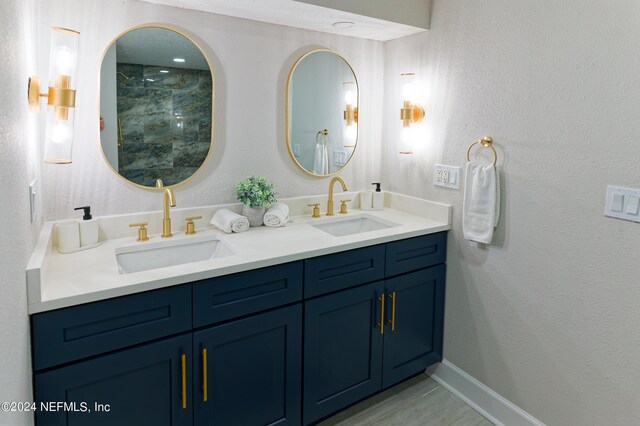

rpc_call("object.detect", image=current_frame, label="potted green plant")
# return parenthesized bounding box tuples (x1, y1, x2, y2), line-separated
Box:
(236, 176, 278, 226)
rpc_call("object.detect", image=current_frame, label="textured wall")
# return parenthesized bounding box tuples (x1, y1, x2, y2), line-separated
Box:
(381, 0, 640, 424)
(0, 0, 39, 425)
(39, 0, 383, 221)
(115, 63, 212, 186)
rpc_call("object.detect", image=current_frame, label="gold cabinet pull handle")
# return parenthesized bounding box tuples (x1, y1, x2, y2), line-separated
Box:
(181, 354, 187, 409)
(388, 291, 396, 331)
(376, 294, 385, 334)
(202, 348, 208, 402)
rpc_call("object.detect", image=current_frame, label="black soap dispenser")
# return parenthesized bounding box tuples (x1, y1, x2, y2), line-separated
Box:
(74, 206, 99, 247)
(371, 183, 383, 210)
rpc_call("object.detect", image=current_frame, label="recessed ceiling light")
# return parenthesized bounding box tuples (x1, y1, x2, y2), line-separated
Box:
(173, 58, 185, 63)
(146, 78, 155, 82)
(159, 70, 169, 73)
(332, 21, 355, 29)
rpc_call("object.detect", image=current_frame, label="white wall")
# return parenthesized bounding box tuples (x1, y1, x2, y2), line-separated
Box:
(0, 0, 39, 425)
(39, 0, 384, 221)
(382, 0, 640, 424)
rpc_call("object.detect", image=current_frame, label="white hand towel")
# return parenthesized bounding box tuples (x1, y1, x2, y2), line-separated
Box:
(463, 162, 500, 244)
(264, 203, 289, 228)
(314, 143, 328, 175)
(210, 209, 249, 234)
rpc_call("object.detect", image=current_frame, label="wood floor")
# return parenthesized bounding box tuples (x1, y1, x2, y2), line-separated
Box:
(318, 374, 494, 426)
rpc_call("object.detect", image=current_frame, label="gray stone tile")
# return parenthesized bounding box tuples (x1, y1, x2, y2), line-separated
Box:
(173, 142, 210, 167)
(148, 68, 200, 90)
(116, 63, 143, 87)
(144, 143, 174, 169)
(144, 88, 172, 115)
(117, 96, 147, 117)
(121, 169, 144, 186)
(198, 120, 212, 143)
(199, 70, 213, 91)
(143, 113, 171, 139)
(172, 90, 211, 116)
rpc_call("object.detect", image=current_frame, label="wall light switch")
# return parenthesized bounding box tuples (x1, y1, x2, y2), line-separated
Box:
(434, 164, 461, 189)
(611, 193, 624, 212)
(626, 196, 639, 215)
(605, 185, 640, 223)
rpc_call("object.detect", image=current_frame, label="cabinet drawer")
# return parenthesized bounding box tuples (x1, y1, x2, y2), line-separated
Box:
(385, 232, 447, 277)
(193, 261, 303, 328)
(304, 245, 385, 298)
(32, 285, 191, 371)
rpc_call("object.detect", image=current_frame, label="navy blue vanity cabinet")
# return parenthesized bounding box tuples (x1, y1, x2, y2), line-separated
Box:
(303, 232, 447, 425)
(303, 281, 385, 424)
(382, 264, 446, 388)
(31, 285, 191, 371)
(35, 334, 193, 426)
(193, 304, 302, 426)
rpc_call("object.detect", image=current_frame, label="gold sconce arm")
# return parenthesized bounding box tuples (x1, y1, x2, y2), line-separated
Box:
(343, 105, 358, 126)
(400, 100, 425, 127)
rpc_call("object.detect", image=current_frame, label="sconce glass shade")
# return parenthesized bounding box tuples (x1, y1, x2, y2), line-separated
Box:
(43, 27, 80, 164)
(399, 73, 425, 154)
(342, 81, 358, 147)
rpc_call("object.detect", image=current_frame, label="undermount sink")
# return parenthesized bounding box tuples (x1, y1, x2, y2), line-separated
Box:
(311, 214, 399, 237)
(115, 234, 235, 274)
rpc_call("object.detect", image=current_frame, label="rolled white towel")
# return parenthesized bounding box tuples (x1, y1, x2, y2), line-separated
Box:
(210, 209, 249, 233)
(264, 203, 289, 228)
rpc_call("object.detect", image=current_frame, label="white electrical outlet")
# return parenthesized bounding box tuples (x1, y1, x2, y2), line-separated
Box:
(433, 164, 461, 189)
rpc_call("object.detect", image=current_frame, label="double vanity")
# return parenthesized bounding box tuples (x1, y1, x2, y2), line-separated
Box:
(27, 192, 450, 425)
(24, 12, 452, 424)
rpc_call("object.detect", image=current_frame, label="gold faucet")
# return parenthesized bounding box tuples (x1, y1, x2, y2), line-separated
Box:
(156, 179, 176, 238)
(326, 176, 348, 216)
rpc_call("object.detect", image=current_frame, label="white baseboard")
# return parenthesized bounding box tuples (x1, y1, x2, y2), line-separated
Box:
(430, 360, 546, 426)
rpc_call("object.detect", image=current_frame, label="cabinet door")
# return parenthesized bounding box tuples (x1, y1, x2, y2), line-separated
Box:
(193, 304, 302, 426)
(382, 264, 446, 388)
(35, 334, 193, 426)
(303, 281, 385, 425)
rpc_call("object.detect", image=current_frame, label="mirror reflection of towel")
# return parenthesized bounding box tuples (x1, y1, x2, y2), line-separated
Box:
(314, 142, 328, 175)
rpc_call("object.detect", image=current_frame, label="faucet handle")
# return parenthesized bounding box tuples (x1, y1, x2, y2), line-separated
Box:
(307, 204, 321, 218)
(129, 222, 149, 242)
(185, 216, 202, 235)
(339, 199, 351, 214)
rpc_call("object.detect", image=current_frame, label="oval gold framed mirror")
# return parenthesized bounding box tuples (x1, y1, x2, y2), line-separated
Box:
(286, 49, 358, 177)
(99, 25, 214, 189)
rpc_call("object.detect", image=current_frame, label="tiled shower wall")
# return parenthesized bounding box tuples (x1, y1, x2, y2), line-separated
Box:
(116, 63, 212, 186)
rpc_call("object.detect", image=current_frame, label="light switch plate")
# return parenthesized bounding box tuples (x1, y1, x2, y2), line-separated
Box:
(334, 150, 347, 167)
(434, 164, 461, 189)
(604, 185, 640, 223)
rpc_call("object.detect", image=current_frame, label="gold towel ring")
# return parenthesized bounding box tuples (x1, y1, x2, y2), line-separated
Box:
(466, 136, 497, 166)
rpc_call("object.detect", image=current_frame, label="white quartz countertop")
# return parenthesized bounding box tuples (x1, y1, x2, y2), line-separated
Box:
(26, 192, 451, 314)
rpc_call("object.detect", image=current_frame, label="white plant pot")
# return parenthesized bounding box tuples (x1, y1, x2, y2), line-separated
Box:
(242, 205, 266, 227)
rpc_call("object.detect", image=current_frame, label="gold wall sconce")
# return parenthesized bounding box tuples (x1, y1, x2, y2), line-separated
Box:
(399, 72, 425, 154)
(28, 27, 80, 164)
(342, 81, 357, 148)
(343, 81, 358, 126)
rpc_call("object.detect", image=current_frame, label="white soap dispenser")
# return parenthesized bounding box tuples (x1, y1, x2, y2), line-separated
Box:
(74, 206, 99, 247)
(371, 183, 384, 210)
